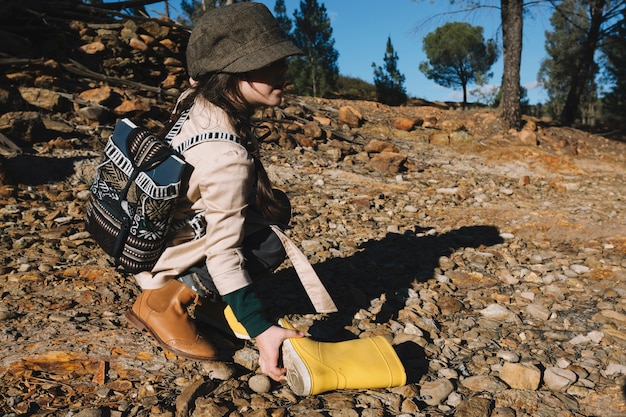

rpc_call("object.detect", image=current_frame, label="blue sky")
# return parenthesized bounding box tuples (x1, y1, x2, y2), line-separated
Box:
(149, 1, 555, 104)
(256, 0, 554, 104)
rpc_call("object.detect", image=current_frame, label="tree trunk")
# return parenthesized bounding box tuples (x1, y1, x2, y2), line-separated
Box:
(560, 0, 606, 126)
(499, 0, 523, 130)
(462, 83, 467, 106)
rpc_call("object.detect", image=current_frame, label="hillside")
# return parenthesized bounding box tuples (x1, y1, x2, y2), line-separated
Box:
(1, 4, 626, 417)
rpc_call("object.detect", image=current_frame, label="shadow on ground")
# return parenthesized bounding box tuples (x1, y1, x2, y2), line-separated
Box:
(3, 154, 91, 185)
(255, 224, 503, 383)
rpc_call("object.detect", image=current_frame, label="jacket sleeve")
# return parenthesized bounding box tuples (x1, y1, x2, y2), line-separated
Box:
(194, 143, 273, 336)
(193, 143, 255, 293)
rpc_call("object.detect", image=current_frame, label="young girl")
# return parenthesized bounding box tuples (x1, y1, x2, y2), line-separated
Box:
(125, 2, 336, 383)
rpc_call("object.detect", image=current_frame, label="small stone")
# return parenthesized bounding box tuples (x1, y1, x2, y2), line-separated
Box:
(74, 408, 104, 417)
(368, 152, 408, 174)
(499, 362, 541, 390)
(460, 375, 507, 393)
(79, 85, 112, 105)
(365, 139, 399, 154)
(566, 385, 593, 398)
(446, 391, 463, 407)
(324, 392, 356, 410)
(586, 330, 604, 343)
(570, 264, 590, 274)
(0, 306, 17, 321)
(600, 310, 626, 324)
(419, 378, 454, 406)
(95, 387, 111, 398)
(526, 303, 551, 321)
(496, 350, 520, 363)
(603, 363, 626, 377)
(568, 334, 590, 345)
(338, 105, 363, 128)
(129, 37, 148, 52)
(438, 296, 464, 314)
(454, 396, 492, 417)
(492, 407, 516, 417)
(80, 41, 106, 54)
(496, 269, 519, 285)
(480, 304, 515, 321)
(556, 358, 571, 368)
(438, 368, 459, 379)
(392, 117, 420, 132)
(233, 347, 260, 370)
(544, 367, 577, 391)
(201, 361, 236, 380)
(249, 374, 272, 394)
(18, 263, 32, 272)
(38, 263, 54, 272)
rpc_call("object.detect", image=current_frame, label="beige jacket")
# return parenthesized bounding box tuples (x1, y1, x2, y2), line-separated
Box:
(134, 95, 337, 313)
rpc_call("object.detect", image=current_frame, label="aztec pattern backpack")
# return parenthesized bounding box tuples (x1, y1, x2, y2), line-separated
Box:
(85, 110, 240, 273)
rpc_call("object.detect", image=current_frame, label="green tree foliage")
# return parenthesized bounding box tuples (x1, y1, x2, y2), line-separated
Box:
(419, 21, 498, 105)
(335, 76, 376, 100)
(372, 37, 407, 106)
(273, 0, 292, 36)
(538, 0, 599, 123)
(601, 7, 626, 131)
(290, 0, 339, 97)
(552, 0, 625, 126)
(492, 85, 530, 111)
(415, 0, 523, 128)
(180, 0, 249, 25)
(560, 0, 626, 125)
(180, 1, 203, 24)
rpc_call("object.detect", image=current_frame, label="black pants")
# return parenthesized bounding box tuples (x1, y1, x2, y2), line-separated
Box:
(183, 227, 287, 300)
(178, 190, 291, 300)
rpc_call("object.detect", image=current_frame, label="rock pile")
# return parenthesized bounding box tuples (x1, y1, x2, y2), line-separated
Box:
(1, 4, 626, 417)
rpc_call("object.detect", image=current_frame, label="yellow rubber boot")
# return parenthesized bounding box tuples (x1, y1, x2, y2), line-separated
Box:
(281, 320, 406, 396)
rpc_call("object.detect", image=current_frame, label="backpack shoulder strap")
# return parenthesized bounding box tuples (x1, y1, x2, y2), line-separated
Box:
(164, 109, 191, 144)
(164, 106, 242, 153)
(174, 131, 242, 154)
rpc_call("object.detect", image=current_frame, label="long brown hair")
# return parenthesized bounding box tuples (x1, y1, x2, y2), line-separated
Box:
(160, 72, 285, 223)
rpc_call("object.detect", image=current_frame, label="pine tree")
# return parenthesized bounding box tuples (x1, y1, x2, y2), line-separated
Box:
(273, 0, 292, 36)
(416, 0, 523, 128)
(419, 22, 498, 105)
(601, 8, 626, 130)
(290, 0, 339, 97)
(557, 0, 625, 126)
(180, 0, 249, 24)
(372, 37, 407, 106)
(538, 0, 598, 123)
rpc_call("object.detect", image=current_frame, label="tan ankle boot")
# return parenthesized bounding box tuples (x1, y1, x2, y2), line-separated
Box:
(281, 320, 406, 396)
(126, 280, 217, 360)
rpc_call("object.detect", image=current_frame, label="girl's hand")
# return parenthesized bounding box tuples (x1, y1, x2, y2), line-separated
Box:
(255, 325, 304, 382)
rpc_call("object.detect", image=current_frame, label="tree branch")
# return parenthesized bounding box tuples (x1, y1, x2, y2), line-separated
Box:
(61, 59, 178, 97)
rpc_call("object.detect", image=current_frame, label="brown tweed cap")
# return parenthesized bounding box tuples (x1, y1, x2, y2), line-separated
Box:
(186, 2, 302, 79)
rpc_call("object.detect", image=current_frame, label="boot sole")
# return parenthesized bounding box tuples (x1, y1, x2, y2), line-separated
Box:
(125, 309, 217, 361)
(282, 337, 312, 396)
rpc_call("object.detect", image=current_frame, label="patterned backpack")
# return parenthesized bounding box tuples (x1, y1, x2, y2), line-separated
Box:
(85, 111, 240, 273)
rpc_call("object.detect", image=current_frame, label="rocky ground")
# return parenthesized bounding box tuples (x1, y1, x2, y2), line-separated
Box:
(1, 4, 626, 417)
